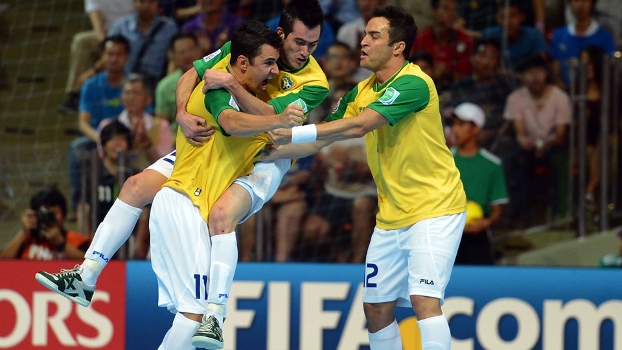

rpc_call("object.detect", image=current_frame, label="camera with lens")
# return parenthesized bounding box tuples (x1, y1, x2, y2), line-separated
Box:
(30, 208, 58, 238)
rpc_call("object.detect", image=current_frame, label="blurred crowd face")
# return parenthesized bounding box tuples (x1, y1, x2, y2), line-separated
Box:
(199, 0, 226, 13)
(357, 0, 385, 22)
(522, 66, 548, 95)
(280, 20, 321, 69)
(433, 0, 459, 30)
(472, 44, 500, 79)
(323, 45, 355, 80)
(451, 118, 479, 148)
(570, 0, 594, 21)
(122, 81, 151, 114)
(134, 0, 159, 22)
(496, 5, 524, 39)
(103, 134, 130, 161)
(104, 41, 130, 74)
(413, 58, 434, 78)
(172, 37, 202, 72)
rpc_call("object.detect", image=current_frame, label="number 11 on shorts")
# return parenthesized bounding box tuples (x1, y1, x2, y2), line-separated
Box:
(194, 274, 208, 300)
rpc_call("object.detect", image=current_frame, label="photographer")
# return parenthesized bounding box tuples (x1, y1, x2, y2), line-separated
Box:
(1, 187, 89, 259)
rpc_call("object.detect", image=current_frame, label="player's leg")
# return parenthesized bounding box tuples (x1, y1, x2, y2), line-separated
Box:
(350, 195, 376, 263)
(150, 187, 211, 349)
(35, 152, 175, 306)
(194, 159, 291, 347)
(406, 212, 465, 350)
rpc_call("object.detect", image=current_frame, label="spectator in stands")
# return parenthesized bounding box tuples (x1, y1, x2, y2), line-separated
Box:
(450, 102, 509, 265)
(504, 55, 571, 225)
(155, 31, 202, 129)
(0, 187, 89, 260)
(108, 0, 178, 88)
(68, 35, 130, 220)
(77, 121, 150, 258)
(266, 0, 335, 58)
(447, 38, 518, 153)
(58, 0, 135, 114)
(181, 0, 244, 55)
(409, 50, 435, 81)
(480, 0, 549, 72)
(100, 73, 174, 170)
(386, 0, 432, 29)
(158, 0, 201, 26)
(599, 229, 622, 267)
(456, 0, 546, 35)
(564, 0, 622, 50)
(411, 0, 475, 92)
(550, 0, 616, 90)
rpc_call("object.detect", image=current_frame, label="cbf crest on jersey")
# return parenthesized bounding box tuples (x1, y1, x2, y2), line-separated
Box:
(379, 87, 400, 105)
(281, 74, 294, 90)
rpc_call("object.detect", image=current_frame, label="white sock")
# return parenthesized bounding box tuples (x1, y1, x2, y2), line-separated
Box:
(368, 319, 402, 350)
(79, 262, 98, 286)
(205, 304, 225, 326)
(157, 313, 200, 350)
(84, 199, 142, 279)
(417, 314, 451, 350)
(207, 232, 238, 318)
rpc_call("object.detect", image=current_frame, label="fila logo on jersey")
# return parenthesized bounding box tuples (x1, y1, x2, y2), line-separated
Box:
(420, 279, 434, 285)
(194, 188, 202, 196)
(281, 74, 293, 90)
(379, 87, 400, 105)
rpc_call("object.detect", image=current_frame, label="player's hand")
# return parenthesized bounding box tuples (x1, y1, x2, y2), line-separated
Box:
(464, 218, 490, 233)
(177, 109, 215, 146)
(278, 104, 304, 128)
(268, 128, 293, 145)
(202, 69, 234, 93)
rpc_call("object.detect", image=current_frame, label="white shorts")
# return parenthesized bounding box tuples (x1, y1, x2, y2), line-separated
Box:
(362, 212, 466, 308)
(145, 151, 176, 178)
(234, 159, 291, 223)
(149, 187, 211, 315)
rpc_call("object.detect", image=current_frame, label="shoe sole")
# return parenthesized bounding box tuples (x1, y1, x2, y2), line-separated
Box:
(191, 335, 224, 349)
(34, 273, 91, 307)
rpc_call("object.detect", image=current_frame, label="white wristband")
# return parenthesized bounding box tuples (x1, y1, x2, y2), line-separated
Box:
(291, 124, 317, 144)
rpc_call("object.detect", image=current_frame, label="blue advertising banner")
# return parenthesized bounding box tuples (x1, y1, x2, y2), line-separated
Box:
(125, 263, 622, 350)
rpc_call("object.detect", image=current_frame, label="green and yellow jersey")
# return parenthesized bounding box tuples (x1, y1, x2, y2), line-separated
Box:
(164, 65, 269, 222)
(326, 62, 466, 229)
(193, 41, 329, 116)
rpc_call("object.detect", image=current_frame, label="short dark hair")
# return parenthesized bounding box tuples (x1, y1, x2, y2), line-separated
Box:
(30, 186, 67, 218)
(372, 6, 417, 59)
(169, 31, 198, 51)
(100, 120, 132, 150)
(278, 0, 324, 37)
(230, 21, 282, 65)
(518, 54, 549, 73)
(409, 50, 434, 67)
(102, 34, 131, 53)
(474, 37, 501, 53)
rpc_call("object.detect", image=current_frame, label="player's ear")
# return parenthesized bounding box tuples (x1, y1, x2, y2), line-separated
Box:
(236, 55, 249, 71)
(392, 41, 405, 55)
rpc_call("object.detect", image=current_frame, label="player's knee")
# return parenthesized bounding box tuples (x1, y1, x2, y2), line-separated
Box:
(209, 204, 235, 235)
(119, 173, 151, 207)
(363, 302, 394, 326)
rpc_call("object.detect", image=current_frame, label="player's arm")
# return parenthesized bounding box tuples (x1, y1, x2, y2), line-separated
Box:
(203, 69, 276, 115)
(260, 140, 333, 161)
(78, 111, 99, 143)
(217, 104, 304, 137)
(176, 68, 214, 145)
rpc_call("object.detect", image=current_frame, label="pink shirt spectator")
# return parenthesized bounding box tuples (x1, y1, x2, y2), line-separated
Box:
(503, 86, 571, 143)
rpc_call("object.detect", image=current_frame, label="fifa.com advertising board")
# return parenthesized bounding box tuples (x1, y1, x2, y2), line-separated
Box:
(1, 261, 621, 349)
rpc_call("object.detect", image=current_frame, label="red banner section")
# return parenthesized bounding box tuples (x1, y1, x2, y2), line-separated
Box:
(0, 260, 126, 349)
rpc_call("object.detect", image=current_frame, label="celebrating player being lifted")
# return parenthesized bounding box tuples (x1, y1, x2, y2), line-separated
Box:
(264, 6, 466, 350)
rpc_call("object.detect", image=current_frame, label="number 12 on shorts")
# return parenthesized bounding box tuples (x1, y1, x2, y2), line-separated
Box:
(194, 274, 208, 300)
(364, 263, 378, 288)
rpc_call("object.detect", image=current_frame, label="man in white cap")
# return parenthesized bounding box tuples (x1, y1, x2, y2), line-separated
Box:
(450, 102, 509, 265)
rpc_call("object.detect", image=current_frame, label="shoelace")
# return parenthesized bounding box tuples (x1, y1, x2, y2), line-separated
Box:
(199, 317, 220, 335)
(56, 265, 82, 278)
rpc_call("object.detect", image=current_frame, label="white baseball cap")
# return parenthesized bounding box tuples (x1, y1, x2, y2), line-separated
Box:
(452, 102, 485, 128)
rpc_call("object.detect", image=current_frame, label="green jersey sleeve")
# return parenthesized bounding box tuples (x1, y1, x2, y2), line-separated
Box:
(268, 84, 329, 114)
(324, 85, 360, 122)
(204, 88, 240, 136)
(367, 75, 430, 126)
(193, 41, 232, 77)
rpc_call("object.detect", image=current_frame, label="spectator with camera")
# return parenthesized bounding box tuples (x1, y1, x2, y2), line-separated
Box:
(0, 187, 89, 260)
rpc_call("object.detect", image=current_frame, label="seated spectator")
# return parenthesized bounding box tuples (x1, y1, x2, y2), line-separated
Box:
(155, 31, 202, 129)
(58, 0, 135, 114)
(550, 0, 616, 90)
(77, 121, 150, 258)
(108, 0, 178, 88)
(504, 55, 571, 225)
(68, 35, 130, 219)
(480, 0, 548, 72)
(100, 73, 174, 170)
(411, 0, 475, 92)
(409, 50, 435, 81)
(181, 0, 244, 55)
(447, 38, 519, 154)
(266, 0, 335, 59)
(450, 103, 509, 265)
(158, 0, 201, 26)
(599, 230, 622, 267)
(0, 187, 89, 260)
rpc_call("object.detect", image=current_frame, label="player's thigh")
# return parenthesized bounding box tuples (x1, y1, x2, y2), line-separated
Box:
(403, 212, 465, 302)
(150, 188, 211, 315)
(118, 151, 176, 206)
(235, 159, 290, 223)
(209, 183, 252, 234)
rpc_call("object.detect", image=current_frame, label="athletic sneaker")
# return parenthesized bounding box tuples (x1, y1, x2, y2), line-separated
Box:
(35, 265, 94, 307)
(192, 314, 224, 349)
